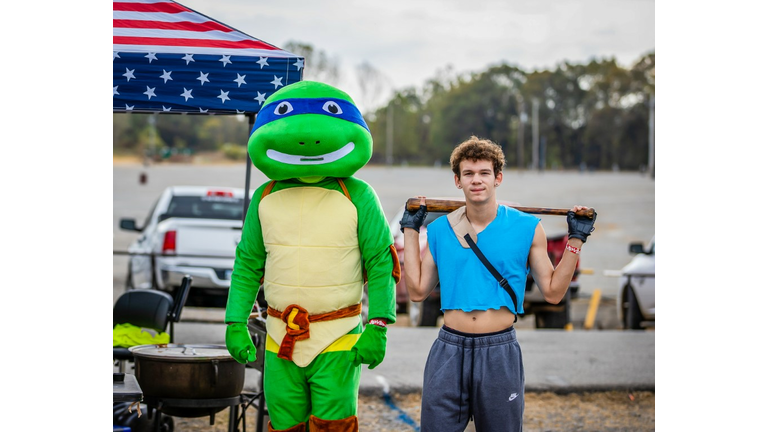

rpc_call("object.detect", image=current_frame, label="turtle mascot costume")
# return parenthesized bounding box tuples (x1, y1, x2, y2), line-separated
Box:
(224, 81, 399, 432)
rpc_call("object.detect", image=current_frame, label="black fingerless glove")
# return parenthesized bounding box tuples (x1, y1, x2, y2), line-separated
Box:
(566, 210, 597, 243)
(399, 204, 428, 233)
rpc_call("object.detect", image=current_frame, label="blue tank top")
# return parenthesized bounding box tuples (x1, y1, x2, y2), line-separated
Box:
(427, 205, 540, 313)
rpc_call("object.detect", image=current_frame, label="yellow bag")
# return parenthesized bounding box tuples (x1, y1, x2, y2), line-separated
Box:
(113, 323, 170, 347)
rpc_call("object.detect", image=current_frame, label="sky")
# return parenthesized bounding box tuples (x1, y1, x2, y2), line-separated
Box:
(179, 0, 655, 112)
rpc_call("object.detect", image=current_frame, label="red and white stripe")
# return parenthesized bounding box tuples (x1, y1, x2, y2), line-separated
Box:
(113, 0, 295, 57)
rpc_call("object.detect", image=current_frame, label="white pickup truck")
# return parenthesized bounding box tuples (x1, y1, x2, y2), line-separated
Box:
(119, 186, 254, 307)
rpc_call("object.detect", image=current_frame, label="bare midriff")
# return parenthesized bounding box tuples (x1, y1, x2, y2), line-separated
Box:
(443, 307, 515, 334)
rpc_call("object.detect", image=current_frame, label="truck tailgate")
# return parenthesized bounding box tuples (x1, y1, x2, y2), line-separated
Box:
(176, 225, 241, 258)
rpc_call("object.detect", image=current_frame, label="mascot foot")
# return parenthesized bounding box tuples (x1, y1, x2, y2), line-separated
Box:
(268, 421, 307, 432)
(309, 414, 358, 432)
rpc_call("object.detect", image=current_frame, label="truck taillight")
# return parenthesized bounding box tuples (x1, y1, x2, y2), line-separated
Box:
(207, 190, 233, 197)
(162, 230, 177, 255)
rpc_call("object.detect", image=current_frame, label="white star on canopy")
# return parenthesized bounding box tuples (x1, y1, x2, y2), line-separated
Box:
(234, 74, 247, 87)
(180, 88, 193, 101)
(123, 68, 135, 82)
(218, 90, 231, 103)
(144, 86, 156, 100)
(257, 57, 269, 69)
(145, 52, 158, 63)
(219, 55, 232, 67)
(182, 53, 195, 65)
(160, 70, 173, 83)
(271, 76, 283, 89)
(254, 91, 266, 105)
(293, 59, 304, 70)
(197, 72, 210, 85)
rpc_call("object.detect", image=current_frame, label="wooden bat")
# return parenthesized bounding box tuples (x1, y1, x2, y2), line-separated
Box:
(405, 198, 596, 219)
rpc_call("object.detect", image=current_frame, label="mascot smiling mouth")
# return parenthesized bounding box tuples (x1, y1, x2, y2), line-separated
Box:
(266, 142, 355, 165)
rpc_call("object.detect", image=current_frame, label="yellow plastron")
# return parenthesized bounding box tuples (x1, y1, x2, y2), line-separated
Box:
(265, 333, 361, 355)
(259, 186, 364, 367)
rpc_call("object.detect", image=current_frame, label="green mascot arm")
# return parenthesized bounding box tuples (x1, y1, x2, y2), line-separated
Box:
(225, 182, 269, 324)
(224, 183, 269, 364)
(346, 178, 397, 370)
(347, 177, 398, 324)
(348, 324, 387, 369)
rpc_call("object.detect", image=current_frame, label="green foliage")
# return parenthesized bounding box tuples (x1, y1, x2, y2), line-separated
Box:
(113, 113, 252, 157)
(112, 48, 654, 171)
(219, 143, 248, 160)
(367, 53, 655, 170)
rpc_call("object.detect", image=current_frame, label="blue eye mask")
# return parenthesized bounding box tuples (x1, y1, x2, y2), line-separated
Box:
(250, 97, 370, 134)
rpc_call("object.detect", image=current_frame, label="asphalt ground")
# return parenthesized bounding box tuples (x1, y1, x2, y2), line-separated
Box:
(113, 163, 655, 303)
(112, 163, 655, 396)
(166, 304, 654, 397)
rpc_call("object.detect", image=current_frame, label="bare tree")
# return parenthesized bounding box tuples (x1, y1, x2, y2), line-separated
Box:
(283, 41, 341, 85)
(355, 61, 390, 113)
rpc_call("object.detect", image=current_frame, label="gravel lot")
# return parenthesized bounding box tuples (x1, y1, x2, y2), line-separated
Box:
(155, 390, 655, 431)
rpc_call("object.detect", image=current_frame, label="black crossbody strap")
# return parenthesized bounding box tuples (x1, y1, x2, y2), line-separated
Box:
(464, 234, 518, 322)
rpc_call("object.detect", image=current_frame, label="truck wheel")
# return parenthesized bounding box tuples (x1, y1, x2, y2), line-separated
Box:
(408, 301, 421, 327)
(418, 295, 442, 327)
(125, 264, 135, 291)
(624, 287, 643, 330)
(361, 285, 369, 325)
(114, 402, 174, 432)
(534, 295, 571, 329)
(256, 288, 267, 310)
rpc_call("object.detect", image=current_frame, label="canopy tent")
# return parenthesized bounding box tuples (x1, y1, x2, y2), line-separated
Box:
(113, 0, 304, 115)
(113, 0, 305, 213)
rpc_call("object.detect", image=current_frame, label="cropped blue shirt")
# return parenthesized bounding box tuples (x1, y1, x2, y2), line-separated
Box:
(427, 205, 540, 313)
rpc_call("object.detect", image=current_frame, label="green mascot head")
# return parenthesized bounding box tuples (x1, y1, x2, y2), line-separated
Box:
(248, 81, 372, 181)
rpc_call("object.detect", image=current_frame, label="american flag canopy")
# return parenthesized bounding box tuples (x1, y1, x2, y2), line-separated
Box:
(113, 0, 304, 115)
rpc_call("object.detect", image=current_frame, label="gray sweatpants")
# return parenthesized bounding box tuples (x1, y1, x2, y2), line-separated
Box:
(420, 325, 524, 432)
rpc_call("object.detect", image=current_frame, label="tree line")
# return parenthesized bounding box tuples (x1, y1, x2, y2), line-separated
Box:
(114, 51, 654, 171)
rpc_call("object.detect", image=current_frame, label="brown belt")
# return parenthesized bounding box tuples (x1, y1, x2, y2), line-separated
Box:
(267, 303, 362, 361)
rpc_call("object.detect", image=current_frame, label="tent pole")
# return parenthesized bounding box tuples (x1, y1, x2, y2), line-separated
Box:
(242, 113, 255, 222)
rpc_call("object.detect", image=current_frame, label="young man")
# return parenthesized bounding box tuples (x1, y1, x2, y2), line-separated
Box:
(399, 136, 596, 432)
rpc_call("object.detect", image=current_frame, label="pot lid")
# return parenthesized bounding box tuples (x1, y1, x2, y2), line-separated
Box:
(129, 344, 234, 361)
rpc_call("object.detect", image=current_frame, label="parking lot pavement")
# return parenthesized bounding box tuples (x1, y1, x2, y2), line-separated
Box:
(358, 327, 655, 395)
(390, 294, 625, 331)
(179, 291, 625, 330)
(173, 301, 654, 397)
(115, 166, 655, 398)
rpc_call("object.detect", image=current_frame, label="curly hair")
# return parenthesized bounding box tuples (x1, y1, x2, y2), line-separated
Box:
(450, 136, 506, 177)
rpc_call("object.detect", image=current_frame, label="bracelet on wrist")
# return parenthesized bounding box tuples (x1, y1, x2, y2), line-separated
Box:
(565, 243, 581, 255)
(368, 319, 387, 328)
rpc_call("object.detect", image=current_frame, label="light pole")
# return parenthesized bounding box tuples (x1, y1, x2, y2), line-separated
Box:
(648, 93, 654, 179)
(532, 98, 539, 171)
(146, 113, 157, 167)
(517, 96, 526, 172)
(386, 102, 394, 166)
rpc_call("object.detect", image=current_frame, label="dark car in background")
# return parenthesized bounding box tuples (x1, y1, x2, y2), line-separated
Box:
(389, 199, 581, 328)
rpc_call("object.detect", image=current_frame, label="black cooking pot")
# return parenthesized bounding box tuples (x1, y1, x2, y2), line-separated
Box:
(130, 344, 245, 418)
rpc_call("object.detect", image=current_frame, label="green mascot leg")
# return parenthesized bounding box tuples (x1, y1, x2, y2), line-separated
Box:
(268, 421, 306, 432)
(309, 414, 359, 431)
(265, 350, 361, 430)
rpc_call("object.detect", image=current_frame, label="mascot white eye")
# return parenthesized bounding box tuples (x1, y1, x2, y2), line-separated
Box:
(274, 101, 294, 115)
(322, 101, 343, 115)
